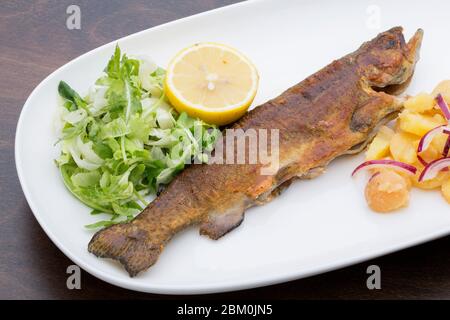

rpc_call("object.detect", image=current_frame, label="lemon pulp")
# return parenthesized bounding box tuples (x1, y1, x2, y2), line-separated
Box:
(165, 43, 259, 125)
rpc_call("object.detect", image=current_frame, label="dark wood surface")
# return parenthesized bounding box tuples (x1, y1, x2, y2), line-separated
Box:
(1, 0, 450, 300)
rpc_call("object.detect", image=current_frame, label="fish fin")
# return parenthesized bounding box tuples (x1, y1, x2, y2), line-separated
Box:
(406, 29, 423, 65)
(350, 89, 399, 133)
(88, 222, 163, 277)
(199, 204, 245, 240)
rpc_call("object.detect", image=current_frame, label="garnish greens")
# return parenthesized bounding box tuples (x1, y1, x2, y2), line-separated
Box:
(55, 46, 219, 228)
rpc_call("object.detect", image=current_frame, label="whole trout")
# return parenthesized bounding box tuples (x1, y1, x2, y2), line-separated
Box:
(89, 27, 423, 276)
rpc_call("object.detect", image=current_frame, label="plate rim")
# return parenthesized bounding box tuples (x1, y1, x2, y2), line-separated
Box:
(14, 0, 450, 294)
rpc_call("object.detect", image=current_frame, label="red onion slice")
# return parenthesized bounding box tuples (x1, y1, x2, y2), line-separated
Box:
(352, 160, 417, 177)
(368, 171, 381, 182)
(436, 93, 450, 120)
(417, 154, 428, 166)
(418, 157, 450, 181)
(443, 135, 450, 157)
(417, 125, 449, 153)
(417, 154, 448, 171)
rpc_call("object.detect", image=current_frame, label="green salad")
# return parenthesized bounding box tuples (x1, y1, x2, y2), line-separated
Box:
(55, 46, 219, 228)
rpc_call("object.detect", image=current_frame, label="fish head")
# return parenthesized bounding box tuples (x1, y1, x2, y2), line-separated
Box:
(357, 26, 423, 91)
(347, 27, 423, 151)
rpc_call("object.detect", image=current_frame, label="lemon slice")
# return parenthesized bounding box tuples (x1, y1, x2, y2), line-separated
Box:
(165, 43, 259, 125)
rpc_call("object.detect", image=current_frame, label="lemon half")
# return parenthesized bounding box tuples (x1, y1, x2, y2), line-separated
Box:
(165, 43, 259, 125)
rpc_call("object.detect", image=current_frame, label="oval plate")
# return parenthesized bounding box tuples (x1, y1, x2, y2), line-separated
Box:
(15, 0, 450, 294)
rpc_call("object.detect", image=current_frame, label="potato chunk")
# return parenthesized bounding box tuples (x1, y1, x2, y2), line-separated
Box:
(390, 131, 418, 164)
(442, 178, 450, 204)
(399, 111, 446, 137)
(431, 131, 450, 152)
(418, 144, 441, 163)
(366, 126, 394, 160)
(432, 80, 450, 103)
(404, 92, 435, 113)
(365, 170, 410, 213)
(371, 167, 412, 190)
(412, 163, 450, 190)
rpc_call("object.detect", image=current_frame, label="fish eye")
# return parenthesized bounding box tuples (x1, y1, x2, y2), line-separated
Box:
(387, 39, 397, 48)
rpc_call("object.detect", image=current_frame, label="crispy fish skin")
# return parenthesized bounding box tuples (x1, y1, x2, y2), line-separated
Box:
(88, 27, 423, 277)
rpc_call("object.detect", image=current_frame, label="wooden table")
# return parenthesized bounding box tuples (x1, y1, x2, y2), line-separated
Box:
(1, 0, 449, 300)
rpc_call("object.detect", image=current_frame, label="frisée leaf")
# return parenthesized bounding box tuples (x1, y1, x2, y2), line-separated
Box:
(55, 45, 219, 228)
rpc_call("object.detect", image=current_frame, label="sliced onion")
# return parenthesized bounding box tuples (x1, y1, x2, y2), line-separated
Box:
(436, 93, 450, 120)
(443, 135, 450, 157)
(417, 125, 449, 153)
(418, 157, 450, 181)
(368, 171, 380, 182)
(352, 160, 417, 177)
(417, 154, 428, 166)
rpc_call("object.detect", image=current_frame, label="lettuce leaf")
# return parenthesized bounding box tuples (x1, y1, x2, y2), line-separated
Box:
(55, 45, 220, 228)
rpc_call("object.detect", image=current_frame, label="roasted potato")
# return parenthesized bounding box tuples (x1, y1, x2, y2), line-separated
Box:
(366, 126, 394, 160)
(399, 110, 446, 137)
(390, 131, 418, 164)
(404, 92, 435, 113)
(442, 178, 450, 204)
(412, 163, 450, 190)
(365, 170, 410, 212)
(432, 80, 450, 103)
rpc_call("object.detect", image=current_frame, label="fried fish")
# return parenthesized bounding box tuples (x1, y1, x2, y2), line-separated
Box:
(88, 27, 423, 276)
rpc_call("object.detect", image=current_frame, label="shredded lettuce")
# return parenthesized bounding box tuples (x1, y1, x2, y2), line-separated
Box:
(55, 45, 219, 228)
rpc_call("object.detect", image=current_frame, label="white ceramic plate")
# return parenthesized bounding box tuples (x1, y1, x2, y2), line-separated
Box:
(15, 0, 450, 294)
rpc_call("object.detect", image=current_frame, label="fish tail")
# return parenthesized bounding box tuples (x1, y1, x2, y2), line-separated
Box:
(88, 222, 163, 277)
